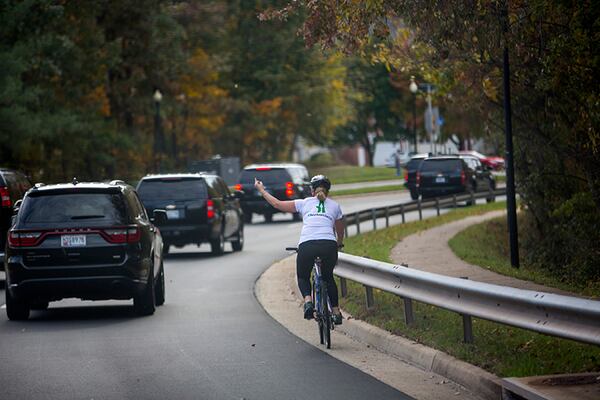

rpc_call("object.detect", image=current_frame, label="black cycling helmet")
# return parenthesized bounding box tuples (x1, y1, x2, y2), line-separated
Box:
(310, 174, 331, 191)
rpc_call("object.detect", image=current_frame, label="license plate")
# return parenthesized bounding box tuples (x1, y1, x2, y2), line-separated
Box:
(435, 177, 446, 183)
(61, 235, 87, 247)
(166, 210, 180, 219)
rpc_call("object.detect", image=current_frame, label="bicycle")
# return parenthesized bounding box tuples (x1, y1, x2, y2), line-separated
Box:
(286, 246, 335, 349)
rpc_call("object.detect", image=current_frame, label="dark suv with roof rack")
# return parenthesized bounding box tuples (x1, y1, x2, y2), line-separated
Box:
(136, 173, 244, 255)
(235, 163, 311, 223)
(4, 180, 166, 320)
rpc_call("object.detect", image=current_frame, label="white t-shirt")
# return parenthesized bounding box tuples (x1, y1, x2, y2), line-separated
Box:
(294, 197, 343, 245)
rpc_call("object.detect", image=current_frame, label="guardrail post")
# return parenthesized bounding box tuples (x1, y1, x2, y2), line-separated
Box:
(355, 213, 360, 235)
(470, 190, 475, 206)
(371, 209, 377, 230)
(418, 199, 423, 220)
(462, 314, 474, 344)
(453, 194, 457, 209)
(488, 184, 495, 203)
(459, 276, 474, 343)
(385, 207, 389, 228)
(401, 205, 405, 224)
(403, 297, 414, 325)
(344, 218, 349, 238)
(435, 198, 440, 216)
(365, 285, 374, 309)
(340, 277, 347, 298)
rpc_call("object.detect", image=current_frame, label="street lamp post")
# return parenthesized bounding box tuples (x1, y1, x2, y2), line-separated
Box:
(409, 76, 418, 153)
(153, 89, 163, 172)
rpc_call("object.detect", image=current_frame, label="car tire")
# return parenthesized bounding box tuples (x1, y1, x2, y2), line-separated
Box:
(231, 224, 244, 252)
(292, 212, 302, 221)
(30, 300, 49, 310)
(264, 213, 273, 223)
(243, 212, 252, 224)
(154, 261, 165, 306)
(6, 289, 30, 321)
(210, 228, 225, 255)
(134, 263, 156, 316)
(409, 188, 419, 200)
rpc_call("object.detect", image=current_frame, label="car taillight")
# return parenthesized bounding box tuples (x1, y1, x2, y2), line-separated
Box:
(285, 182, 294, 198)
(404, 171, 408, 182)
(207, 199, 215, 219)
(103, 227, 140, 243)
(234, 184, 242, 191)
(416, 172, 421, 186)
(461, 170, 466, 185)
(8, 231, 43, 247)
(1, 186, 11, 207)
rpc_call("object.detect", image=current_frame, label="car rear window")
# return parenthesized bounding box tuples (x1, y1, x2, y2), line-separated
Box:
(240, 169, 292, 184)
(420, 159, 463, 173)
(20, 193, 128, 225)
(406, 159, 424, 171)
(137, 178, 208, 201)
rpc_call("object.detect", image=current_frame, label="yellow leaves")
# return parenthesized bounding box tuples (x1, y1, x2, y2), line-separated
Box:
(482, 73, 500, 102)
(254, 97, 283, 116)
(82, 86, 111, 117)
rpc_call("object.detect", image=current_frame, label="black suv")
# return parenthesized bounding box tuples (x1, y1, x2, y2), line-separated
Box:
(235, 163, 310, 223)
(136, 173, 244, 255)
(1, 168, 32, 264)
(416, 155, 497, 203)
(4, 180, 165, 320)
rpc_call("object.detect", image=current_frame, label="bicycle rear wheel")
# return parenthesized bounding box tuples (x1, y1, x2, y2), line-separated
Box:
(321, 285, 331, 349)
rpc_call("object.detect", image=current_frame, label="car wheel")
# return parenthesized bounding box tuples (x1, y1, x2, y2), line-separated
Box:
(486, 181, 496, 203)
(243, 212, 252, 224)
(264, 213, 273, 223)
(134, 263, 156, 316)
(6, 289, 30, 321)
(210, 228, 225, 255)
(409, 188, 419, 200)
(30, 300, 49, 310)
(292, 212, 302, 221)
(154, 261, 165, 306)
(231, 224, 244, 252)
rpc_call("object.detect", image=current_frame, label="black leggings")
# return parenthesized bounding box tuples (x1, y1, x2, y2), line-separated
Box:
(296, 240, 339, 307)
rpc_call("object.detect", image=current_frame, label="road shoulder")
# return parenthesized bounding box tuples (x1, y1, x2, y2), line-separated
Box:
(255, 255, 492, 400)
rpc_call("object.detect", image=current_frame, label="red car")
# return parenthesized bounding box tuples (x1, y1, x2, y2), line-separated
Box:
(458, 150, 505, 171)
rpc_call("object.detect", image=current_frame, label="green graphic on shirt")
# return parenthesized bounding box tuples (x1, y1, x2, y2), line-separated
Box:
(316, 200, 326, 213)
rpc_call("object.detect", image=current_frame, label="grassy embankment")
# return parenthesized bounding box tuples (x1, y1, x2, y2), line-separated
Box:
(341, 201, 600, 377)
(317, 166, 405, 196)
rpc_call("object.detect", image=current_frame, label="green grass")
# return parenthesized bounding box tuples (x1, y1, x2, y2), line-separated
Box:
(330, 184, 405, 197)
(341, 202, 600, 377)
(317, 166, 401, 184)
(449, 217, 600, 298)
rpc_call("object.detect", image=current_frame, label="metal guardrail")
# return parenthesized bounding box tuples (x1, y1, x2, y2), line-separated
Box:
(335, 253, 600, 346)
(342, 187, 506, 235)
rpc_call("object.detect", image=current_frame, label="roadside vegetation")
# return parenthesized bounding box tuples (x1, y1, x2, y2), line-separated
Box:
(449, 217, 600, 298)
(318, 166, 401, 185)
(341, 202, 600, 377)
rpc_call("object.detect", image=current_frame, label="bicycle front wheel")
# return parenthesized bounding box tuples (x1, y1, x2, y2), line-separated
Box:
(321, 285, 331, 349)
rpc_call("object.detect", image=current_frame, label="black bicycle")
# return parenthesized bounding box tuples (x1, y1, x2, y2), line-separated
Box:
(286, 247, 335, 349)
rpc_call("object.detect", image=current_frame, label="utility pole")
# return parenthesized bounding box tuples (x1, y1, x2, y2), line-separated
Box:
(502, 1, 520, 268)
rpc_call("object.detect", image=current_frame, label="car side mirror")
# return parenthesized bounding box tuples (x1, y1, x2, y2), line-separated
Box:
(152, 209, 167, 226)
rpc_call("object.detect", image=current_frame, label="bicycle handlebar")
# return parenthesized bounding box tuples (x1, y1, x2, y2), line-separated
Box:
(285, 247, 298, 252)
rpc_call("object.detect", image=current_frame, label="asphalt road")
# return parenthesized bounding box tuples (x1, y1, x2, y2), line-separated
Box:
(0, 192, 414, 400)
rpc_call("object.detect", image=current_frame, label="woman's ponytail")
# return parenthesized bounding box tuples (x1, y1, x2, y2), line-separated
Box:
(315, 187, 327, 202)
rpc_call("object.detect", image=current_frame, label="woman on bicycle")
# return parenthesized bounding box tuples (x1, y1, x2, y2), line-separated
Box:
(254, 174, 345, 325)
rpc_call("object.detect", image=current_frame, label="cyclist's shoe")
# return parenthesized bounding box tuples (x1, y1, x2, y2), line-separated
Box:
(332, 313, 343, 325)
(303, 301, 314, 320)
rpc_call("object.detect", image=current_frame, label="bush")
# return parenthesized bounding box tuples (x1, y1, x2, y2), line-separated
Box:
(521, 192, 600, 288)
(304, 152, 338, 169)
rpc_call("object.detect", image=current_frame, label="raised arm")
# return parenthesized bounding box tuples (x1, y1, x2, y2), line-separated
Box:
(254, 178, 297, 214)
